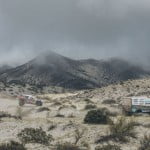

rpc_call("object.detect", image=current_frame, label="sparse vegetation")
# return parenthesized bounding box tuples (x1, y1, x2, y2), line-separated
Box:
(54, 143, 81, 150)
(84, 98, 93, 104)
(37, 107, 50, 112)
(99, 107, 118, 117)
(102, 99, 116, 104)
(110, 117, 137, 142)
(48, 124, 57, 131)
(55, 113, 65, 117)
(84, 109, 110, 124)
(53, 101, 62, 106)
(68, 113, 75, 118)
(58, 105, 67, 110)
(55, 112, 65, 118)
(0, 78, 150, 150)
(97, 117, 136, 143)
(95, 144, 122, 150)
(84, 104, 96, 110)
(74, 127, 86, 145)
(138, 135, 150, 150)
(71, 105, 77, 109)
(17, 127, 53, 145)
(0, 111, 20, 120)
(0, 141, 26, 150)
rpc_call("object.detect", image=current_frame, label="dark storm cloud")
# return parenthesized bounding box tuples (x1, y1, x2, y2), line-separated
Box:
(0, 0, 150, 65)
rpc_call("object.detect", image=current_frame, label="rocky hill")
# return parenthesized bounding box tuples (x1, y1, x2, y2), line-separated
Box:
(0, 51, 149, 90)
(0, 65, 12, 74)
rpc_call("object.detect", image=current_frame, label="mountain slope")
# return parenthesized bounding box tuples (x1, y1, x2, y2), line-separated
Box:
(0, 65, 12, 74)
(0, 51, 149, 89)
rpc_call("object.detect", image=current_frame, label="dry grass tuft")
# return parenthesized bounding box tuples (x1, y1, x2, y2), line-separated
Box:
(96, 116, 137, 143)
(138, 134, 150, 150)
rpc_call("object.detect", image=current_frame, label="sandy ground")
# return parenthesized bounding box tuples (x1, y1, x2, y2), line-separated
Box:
(0, 79, 150, 149)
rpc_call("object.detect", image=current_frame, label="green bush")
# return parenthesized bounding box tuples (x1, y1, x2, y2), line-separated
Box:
(17, 127, 52, 145)
(109, 117, 136, 142)
(95, 144, 121, 150)
(84, 109, 110, 124)
(0, 141, 26, 150)
(138, 135, 150, 150)
(54, 143, 81, 150)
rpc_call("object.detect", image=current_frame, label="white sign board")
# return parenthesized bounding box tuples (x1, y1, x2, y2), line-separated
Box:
(132, 97, 150, 106)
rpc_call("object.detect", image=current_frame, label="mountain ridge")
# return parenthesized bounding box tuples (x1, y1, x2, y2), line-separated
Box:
(0, 51, 149, 89)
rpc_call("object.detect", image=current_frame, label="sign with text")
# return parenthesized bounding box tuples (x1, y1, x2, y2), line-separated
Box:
(132, 97, 150, 106)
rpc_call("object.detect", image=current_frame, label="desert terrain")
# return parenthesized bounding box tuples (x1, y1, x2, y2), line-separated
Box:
(0, 78, 150, 150)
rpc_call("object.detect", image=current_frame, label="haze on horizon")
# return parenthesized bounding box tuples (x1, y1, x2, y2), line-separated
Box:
(0, 0, 150, 66)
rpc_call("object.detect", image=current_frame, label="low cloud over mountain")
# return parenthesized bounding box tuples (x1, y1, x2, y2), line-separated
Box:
(0, 51, 149, 89)
(0, 0, 150, 66)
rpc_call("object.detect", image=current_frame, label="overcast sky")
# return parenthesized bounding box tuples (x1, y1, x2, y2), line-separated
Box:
(0, 0, 150, 66)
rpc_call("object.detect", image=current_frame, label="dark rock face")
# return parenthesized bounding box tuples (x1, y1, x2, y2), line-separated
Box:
(0, 51, 149, 89)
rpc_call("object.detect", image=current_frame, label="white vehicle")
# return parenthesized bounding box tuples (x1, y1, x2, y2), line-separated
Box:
(18, 94, 43, 106)
(122, 97, 150, 113)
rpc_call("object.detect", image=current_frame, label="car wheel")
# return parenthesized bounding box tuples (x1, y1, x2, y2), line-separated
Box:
(19, 100, 25, 106)
(36, 100, 43, 106)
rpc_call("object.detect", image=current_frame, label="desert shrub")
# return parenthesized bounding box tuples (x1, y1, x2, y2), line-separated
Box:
(54, 143, 81, 150)
(102, 99, 116, 104)
(74, 127, 86, 145)
(17, 127, 53, 145)
(122, 107, 133, 116)
(96, 117, 136, 143)
(48, 124, 57, 131)
(58, 105, 67, 110)
(55, 113, 65, 117)
(8, 89, 13, 92)
(138, 135, 150, 150)
(84, 98, 93, 104)
(84, 109, 110, 124)
(84, 104, 96, 110)
(37, 107, 49, 112)
(3, 88, 6, 91)
(109, 117, 136, 142)
(95, 144, 121, 150)
(99, 107, 118, 117)
(0, 141, 26, 150)
(0, 111, 20, 120)
(108, 111, 119, 117)
(0, 111, 13, 118)
(29, 86, 38, 92)
(71, 105, 77, 109)
(68, 113, 75, 118)
(53, 101, 62, 106)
